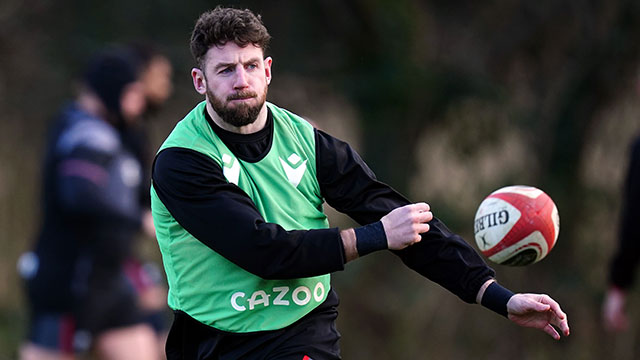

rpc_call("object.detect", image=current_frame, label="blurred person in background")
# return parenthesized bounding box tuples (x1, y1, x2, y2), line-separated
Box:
(18, 45, 170, 360)
(122, 41, 175, 356)
(603, 134, 640, 332)
(122, 41, 175, 355)
(123, 42, 174, 217)
(151, 7, 569, 359)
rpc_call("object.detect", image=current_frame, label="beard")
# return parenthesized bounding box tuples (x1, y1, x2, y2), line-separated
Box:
(208, 86, 268, 128)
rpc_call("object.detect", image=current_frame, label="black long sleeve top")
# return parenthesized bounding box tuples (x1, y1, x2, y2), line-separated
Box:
(152, 108, 495, 305)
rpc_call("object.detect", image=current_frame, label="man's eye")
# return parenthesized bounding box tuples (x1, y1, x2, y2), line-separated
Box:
(247, 64, 257, 70)
(219, 68, 233, 74)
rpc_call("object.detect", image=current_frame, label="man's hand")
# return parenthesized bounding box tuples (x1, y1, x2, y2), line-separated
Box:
(507, 293, 570, 340)
(380, 203, 432, 250)
(602, 286, 629, 332)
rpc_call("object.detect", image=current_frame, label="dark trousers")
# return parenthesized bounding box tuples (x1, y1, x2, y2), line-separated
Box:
(166, 291, 341, 360)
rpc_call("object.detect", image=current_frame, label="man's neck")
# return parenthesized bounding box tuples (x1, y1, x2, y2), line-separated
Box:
(206, 102, 268, 135)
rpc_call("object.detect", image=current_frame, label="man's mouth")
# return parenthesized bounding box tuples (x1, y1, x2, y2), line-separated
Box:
(228, 92, 257, 101)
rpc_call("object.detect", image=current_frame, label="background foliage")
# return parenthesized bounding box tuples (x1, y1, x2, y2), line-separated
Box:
(2, 0, 640, 358)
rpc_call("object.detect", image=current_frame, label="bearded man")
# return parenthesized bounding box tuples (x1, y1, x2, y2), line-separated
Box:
(150, 7, 570, 360)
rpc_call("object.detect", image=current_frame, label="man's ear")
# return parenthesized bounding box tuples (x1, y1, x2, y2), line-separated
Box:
(192, 68, 207, 95)
(264, 57, 272, 85)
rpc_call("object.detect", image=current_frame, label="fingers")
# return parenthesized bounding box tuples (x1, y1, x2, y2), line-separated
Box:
(416, 223, 430, 235)
(550, 311, 570, 336)
(543, 324, 561, 340)
(508, 293, 571, 339)
(410, 202, 433, 230)
(416, 210, 433, 225)
(396, 203, 433, 234)
(412, 202, 430, 212)
(382, 203, 434, 250)
(556, 318, 570, 337)
(539, 295, 570, 336)
(540, 294, 566, 320)
(412, 206, 431, 239)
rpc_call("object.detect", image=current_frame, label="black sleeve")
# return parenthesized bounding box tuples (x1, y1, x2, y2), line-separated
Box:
(610, 137, 640, 289)
(315, 129, 495, 303)
(152, 147, 346, 280)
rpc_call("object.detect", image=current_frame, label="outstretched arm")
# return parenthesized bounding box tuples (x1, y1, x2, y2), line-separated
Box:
(317, 129, 571, 333)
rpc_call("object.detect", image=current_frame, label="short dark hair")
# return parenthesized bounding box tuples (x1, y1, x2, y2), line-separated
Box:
(190, 6, 271, 67)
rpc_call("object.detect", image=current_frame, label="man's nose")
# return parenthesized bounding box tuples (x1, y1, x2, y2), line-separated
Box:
(233, 68, 250, 89)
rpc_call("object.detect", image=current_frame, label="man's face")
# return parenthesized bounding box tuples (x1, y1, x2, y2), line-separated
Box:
(197, 42, 271, 127)
(142, 56, 173, 109)
(120, 82, 147, 124)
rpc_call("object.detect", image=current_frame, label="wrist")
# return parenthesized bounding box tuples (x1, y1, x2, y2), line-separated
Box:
(354, 221, 388, 257)
(476, 279, 495, 304)
(340, 228, 358, 263)
(480, 281, 515, 318)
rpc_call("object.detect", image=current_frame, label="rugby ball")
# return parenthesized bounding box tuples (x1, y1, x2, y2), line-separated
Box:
(473, 185, 559, 266)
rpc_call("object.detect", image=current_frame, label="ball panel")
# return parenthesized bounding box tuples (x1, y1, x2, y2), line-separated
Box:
(474, 198, 521, 251)
(487, 230, 548, 265)
(489, 191, 558, 252)
(491, 185, 542, 199)
(497, 249, 538, 266)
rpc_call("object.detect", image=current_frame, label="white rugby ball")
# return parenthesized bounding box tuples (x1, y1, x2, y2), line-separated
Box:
(473, 185, 559, 266)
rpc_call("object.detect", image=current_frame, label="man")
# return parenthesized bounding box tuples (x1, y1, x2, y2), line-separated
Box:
(603, 134, 640, 331)
(19, 48, 161, 360)
(151, 7, 570, 359)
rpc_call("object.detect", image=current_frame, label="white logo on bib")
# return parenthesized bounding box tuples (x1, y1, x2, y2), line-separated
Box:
(279, 153, 307, 187)
(222, 154, 240, 185)
(230, 282, 326, 312)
